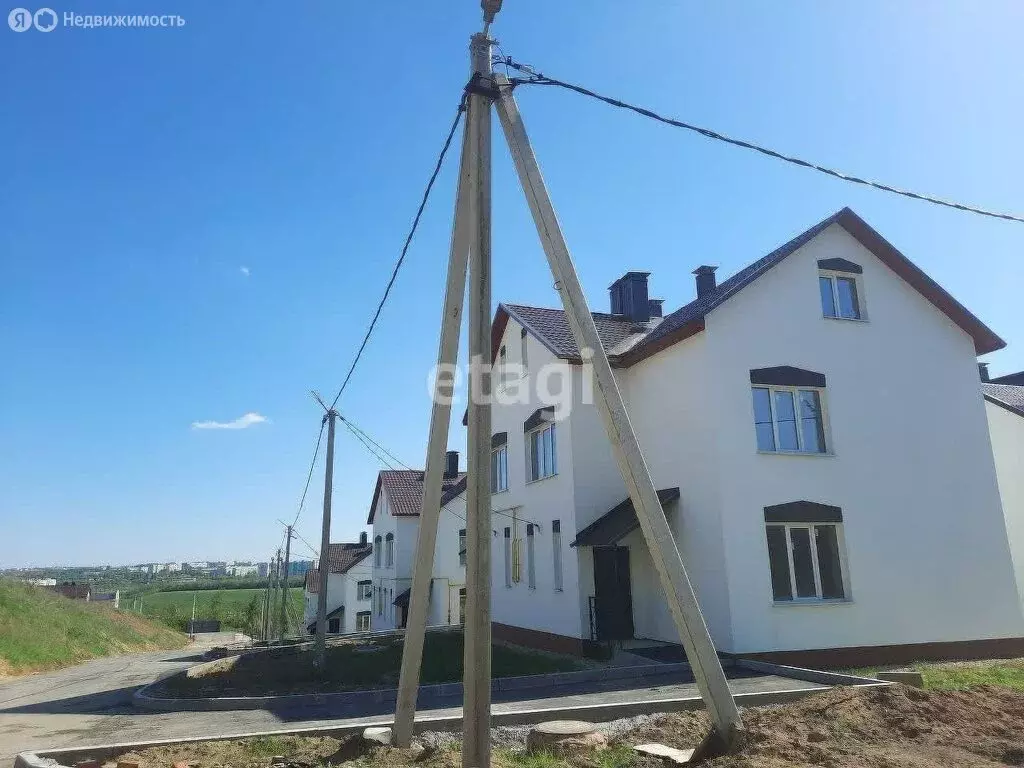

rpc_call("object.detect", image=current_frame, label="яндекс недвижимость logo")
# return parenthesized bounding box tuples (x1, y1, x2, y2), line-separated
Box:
(8, 7, 57, 31)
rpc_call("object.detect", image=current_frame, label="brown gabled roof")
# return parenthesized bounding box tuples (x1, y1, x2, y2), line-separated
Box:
(490, 208, 1004, 374)
(304, 542, 372, 594)
(983, 383, 1024, 419)
(366, 469, 467, 524)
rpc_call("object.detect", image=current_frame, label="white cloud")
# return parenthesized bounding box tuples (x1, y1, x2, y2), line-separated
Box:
(191, 412, 267, 430)
(239, 266, 250, 277)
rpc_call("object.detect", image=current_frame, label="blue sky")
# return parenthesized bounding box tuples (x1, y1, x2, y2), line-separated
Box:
(2, 2, 1021, 569)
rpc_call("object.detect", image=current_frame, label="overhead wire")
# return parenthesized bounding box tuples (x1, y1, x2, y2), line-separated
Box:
(496, 56, 1024, 224)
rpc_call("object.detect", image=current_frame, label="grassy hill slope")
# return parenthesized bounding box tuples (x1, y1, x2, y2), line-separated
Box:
(0, 579, 187, 676)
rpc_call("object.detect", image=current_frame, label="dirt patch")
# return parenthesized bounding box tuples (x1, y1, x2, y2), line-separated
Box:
(618, 684, 1024, 767)
(102, 685, 1024, 767)
(156, 633, 581, 698)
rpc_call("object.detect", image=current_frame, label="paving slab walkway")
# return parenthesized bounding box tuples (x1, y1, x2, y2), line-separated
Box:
(0, 647, 826, 761)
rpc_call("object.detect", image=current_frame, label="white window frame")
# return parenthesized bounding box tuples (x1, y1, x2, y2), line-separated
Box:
(527, 422, 557, 482)
(385, 533, 394, 567)
(374, 537, 382, 567)
(766, 522, 849, 603)
(356, 611, 371, 631)
(458, 528, 467, 567)
(357, 580, 372, 601)
(752, 385, 829, 455)
(819, 271, 864, 321)
(491, 444, 509, 493)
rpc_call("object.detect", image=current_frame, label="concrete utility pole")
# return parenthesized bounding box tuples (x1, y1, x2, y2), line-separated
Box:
(492, 74, 743, 754)
(270, 548, 281, 643)
(392, 75, 474, 749)
(262, 554, 273, 642)
(314, 409, 338, 669)
(463, 29, 494, 768)
(280, 525, 293, 642)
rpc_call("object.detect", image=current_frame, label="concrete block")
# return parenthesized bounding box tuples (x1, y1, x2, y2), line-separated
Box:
(361, 726, 392, 745)
(634, 743, 695, 764)
(875, 671, 924, 688)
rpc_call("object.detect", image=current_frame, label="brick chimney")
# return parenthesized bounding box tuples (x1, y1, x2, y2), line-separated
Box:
(359, 531, 368, 547)
(444, 450, 460, 478)
(608, 271, 652, 323)
(979, 362, 990, 382)
(693, 265, 718, 299)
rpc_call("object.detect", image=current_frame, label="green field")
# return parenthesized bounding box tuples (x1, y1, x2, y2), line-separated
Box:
(0, 579, 187, 676)
(132, 587, 304, 635)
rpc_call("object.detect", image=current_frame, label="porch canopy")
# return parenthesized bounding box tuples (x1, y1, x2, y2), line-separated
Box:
(571, 487, 680, 547)
(393, 587, 412, 608)
(306, 604, 344, 633)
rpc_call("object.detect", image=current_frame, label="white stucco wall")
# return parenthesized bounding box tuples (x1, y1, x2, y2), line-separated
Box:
(703, 223, 1024, 652)
(487, 318, 583, 640)
(987, 399, 1024, 613)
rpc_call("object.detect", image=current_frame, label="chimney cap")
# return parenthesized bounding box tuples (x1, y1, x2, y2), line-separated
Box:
(607, 271, 651, 290)
(692, 265, 718, 275)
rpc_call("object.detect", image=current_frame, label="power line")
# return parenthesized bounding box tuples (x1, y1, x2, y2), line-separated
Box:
(328, 93, 469, 411)
(498, 57, 1024, 225)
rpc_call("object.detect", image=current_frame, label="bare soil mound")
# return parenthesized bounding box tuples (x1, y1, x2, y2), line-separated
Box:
(621, 684, 1024, 767)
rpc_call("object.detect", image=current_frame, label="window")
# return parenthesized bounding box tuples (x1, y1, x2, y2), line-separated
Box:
(552, 519, 563, 591)
(498, 345, 507, 387)
(766, 523, 846, 602)
(528, 423, 557, 481)
(526, 524, 536, 589)
(357, 580, 372, 601)
(491, 445, 508, 493)
(385, 533, 394, 567)
(504, 527, 512, 587)
(356, 611, 371, 631)
(752, 386, 826, 454)
(328, 617, 340, 633)
(820, 274, 861, 320)
(374, 536, 382, 567)
(458, 528, 467, 566)
(377, 585, 383, 615)
(459, 588, 466, 625)
(520, 328, 529, 374)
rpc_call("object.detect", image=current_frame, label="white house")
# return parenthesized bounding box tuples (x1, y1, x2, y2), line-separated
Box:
(983, 373, 1024, 616)
(368, 451, 467, 631)
(480, 206, 1024, 666)
(303, 535, 373, 635)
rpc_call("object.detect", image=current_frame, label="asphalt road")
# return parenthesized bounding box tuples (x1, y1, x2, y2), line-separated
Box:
(0, 644, 824, 762)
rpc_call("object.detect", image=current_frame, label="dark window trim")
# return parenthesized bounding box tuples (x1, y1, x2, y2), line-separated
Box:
(818, 257, 863, 274)
(492, 432, 508, 449)
(524, 406, 556, 433)
(764, 500, 843, 524)
(750, 366, 826, 388)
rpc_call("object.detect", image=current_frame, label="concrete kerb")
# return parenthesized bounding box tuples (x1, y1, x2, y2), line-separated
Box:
(736, 658, 892, 687)
(20, 681, 894, 768)
(132, 660, 700, 712)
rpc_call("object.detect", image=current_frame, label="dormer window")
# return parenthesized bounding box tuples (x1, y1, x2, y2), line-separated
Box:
(817, 258, 863, 320)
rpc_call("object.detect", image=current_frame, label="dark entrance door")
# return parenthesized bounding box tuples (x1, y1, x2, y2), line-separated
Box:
(592, 546, 634, 642)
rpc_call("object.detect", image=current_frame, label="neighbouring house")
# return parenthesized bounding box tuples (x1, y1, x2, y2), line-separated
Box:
(367, 452, 467, 631)
(303, 536, 374, 635)
(478, 206, 1024, 666)
(982, 371, 1024, 615)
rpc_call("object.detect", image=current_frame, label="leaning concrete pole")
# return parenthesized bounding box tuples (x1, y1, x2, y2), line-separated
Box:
(493, 74, 743, 753)
(463, 30, 494, 768)
(392, 115, 474, 747)
(314, 410, 338, 669)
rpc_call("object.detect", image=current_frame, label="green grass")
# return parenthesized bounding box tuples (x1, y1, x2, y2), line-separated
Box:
(0, 578, 187, 675)
(133, 587, 303, 634)
(242, 736, 292, 758)
(165, 631, 581, 696)
(852, 658, 1024, 691)
(500, 746, 638, 768)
